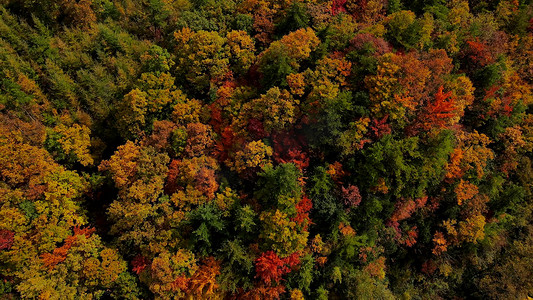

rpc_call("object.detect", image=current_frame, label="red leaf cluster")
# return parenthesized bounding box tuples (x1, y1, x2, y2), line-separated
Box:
(248, 118, 267, 139)
(370, 116, 391, 139)
(292, 195, 313, 229)
(0, 229, 14, 250)
(272, 131, 309, 170)
(341, 184, 362, 208)
(132, 255, 150, 275)
(255, 251, 301, 285)
(331, 0, 347, 15)
(463, 40, 495, 69)
(41, 227, 95, 269)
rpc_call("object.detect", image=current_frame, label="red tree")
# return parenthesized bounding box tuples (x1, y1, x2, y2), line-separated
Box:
(0, 229, 14, 250)
(255, 251, 301, 285)
(342, 185, 362, 208)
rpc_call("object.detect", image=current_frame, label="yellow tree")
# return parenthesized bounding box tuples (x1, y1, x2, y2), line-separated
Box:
(226, 30, 256, 75)
(259, 209, 308, 257)
(242, 87, 299, 134)
(0, 124, 134, 298)
(445, 130, 494, 181)
(99, 142, 170, 252)
(174, 28, 230, 93)
(229, 140, 273, 175)
(365, 53, 430, 124)
(116, 89, 148, 139)
(49, 123, 93, 166)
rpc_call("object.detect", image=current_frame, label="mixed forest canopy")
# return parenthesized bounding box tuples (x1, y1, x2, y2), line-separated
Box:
(0, 0, 532, 298)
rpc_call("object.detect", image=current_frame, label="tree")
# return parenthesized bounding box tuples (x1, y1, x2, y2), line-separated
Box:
(142, 120, 178, 153)
(444, 130, 494, 181)
(188, 257, 221, 298)
(184, 122, 215, 157)
(174, 28, 230, 95)
(226, 30, 256, 76)
(115, 89, 148, 140)
(1, 1, 533, 298)
(385, 10, 434, 50)
(229, 140, 273, 176)
(140, 44, 175, 74)
(365, 53, 430, 125)
(276, 2, 310, 35)
(45, 123, 93, 167)
(166, 155, 219, 201)
(259, 28, 320, 88)
(413, 86, 456, 133)
(255, 163, 302, 206)
(242, 87, 299, 133)
(255, 250, 299, 285)
(147, 249, 198, 298)
(455, 179, 478, 206)
(0, 124, 135, 299)
(342, 185, 362, 208)
(259, 209, 308, 257)
(99, 142, 170, 250)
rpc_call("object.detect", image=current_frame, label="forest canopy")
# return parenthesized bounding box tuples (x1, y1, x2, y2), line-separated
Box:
(0, 0, 532, 299)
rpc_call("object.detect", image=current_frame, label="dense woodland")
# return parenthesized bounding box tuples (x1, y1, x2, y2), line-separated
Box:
(0, 0, 532, 298)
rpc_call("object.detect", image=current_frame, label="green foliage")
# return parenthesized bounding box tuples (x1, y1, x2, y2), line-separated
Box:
(256, 163, 302, 206)
(386, 11, 434, 50)
(187, 203, 226, 255)
(343, 270, 395, 300)
(358, 135, 425, 197)
(277, 2, 310, 36)
(308, 166, 342, 227)
(236, 205, 257, 234)
(218, 240, 254, 292)
(18, 200, 38, 222)
(287, 253, 314, 292)
(232, 14, 254, 33)
(141, 45, 174, 74)
(258, 44, 294, 88)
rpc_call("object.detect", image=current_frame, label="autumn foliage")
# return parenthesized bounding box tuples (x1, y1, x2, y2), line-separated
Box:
(0, 0, 532, 299)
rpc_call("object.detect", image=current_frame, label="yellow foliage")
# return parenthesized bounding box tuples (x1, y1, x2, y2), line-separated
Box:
(290, 289, 305, 300)
(261, 28, 320, 70)
(439, 261, 453, 277)
(374, 178, 390, 194)
(138, 72, 178, 113)
(170, 189, 208, 211)
(432, 231, 448, 255)
(338, 118, 370, 156)
(226, 30, 256, 73)
(448, 0, 472, 28)
(311, 234, 324, 253)
(260, 209, 309, 256)
(117, 89, 148, 138)
(446, 130, 494, 180)
(99, 248, 126, 286)
(230, 140, 273, 173)
(446, 75, 475, 122)
(174, 28, 230, 90)
(338, 222, 356, 237)
(99, 141, 140, 188)
(455, 179, 478, 205)
(53, 124, 93, 166)
(287, 73, 306, 96)
(172, 97, 203, 126)
(214, 187, 238, 215)
(172, 249, 199, 276)
(458, 215, 486, 243)
(279, 28, 320, 63)
(244, 87, 299, 132)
